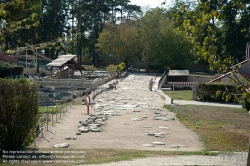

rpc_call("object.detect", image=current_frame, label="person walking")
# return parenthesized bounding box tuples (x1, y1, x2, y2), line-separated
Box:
(149, 78, 154, 91)
(130, 65, 134, 73)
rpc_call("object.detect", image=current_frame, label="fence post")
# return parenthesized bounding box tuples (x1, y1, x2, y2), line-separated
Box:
(51, 106, 53, 126)
(41, 120, 43, 137)
(70, 93, 74, 108)
(247, 138, 250, 166)
(55, 103, 57, 122)
(46, 106, 48, 131)
(59, 101, 61, 119)
(65, 98, 67, 112)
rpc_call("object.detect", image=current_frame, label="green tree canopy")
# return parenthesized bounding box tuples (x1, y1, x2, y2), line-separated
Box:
(138, 8, 194, 70)
(97, 21, 140, 68)
(173, 0, 250, 72)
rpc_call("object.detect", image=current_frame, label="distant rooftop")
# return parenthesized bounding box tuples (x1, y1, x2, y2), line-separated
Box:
(47, 54, 76, 67)
(168, 70, 189, 76)
(0, 52, 18, 63)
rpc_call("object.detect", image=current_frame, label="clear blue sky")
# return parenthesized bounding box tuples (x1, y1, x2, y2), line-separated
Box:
(129, 0, 172, 9)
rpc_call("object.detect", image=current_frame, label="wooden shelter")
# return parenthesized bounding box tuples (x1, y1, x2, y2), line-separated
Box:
(46, 54, 85, 78)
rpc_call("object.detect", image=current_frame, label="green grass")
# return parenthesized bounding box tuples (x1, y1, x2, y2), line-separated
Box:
(163, 90, 195, 101)
(38, 101, 82, 113)
(189, 72, 214, 76)
(83, 149, 217, 165)
(165, 104, 249, 151)
(39, 106, 60, 113)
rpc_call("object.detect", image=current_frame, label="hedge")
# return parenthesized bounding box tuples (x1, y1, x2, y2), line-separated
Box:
(0, 66, 24, 78)
(197, 82, 240, 103)
(0, 78, 39, 150)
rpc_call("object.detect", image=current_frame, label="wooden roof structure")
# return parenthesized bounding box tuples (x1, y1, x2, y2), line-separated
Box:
(208, 59, 250, 83)
(46, 54, 85, 77)
(47, 54, 77, 67)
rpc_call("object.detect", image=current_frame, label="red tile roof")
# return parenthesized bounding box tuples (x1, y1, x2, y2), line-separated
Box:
(0, 52, 18, 63)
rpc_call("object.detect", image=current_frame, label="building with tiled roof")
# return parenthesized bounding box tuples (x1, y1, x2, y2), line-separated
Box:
(0, 52, 18, 65)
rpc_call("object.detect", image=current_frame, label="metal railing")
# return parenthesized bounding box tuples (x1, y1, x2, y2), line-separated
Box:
(158, 71, 167, 89)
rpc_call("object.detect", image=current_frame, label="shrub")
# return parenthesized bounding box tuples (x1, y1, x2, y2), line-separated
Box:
(116, 64, 123, 71)
(215, 90, 223, 101)
(0, 65, 24, 78)
(197, 82, 238, 103)
(119, 62, 126, 69)
(222, 91, 227, 101)
(106, 64, 116, 76)
(242, 92, 250, 111)
(3, 62, 10, 67)
(225, 94, 232, 102)
(0, 79, 39, 150)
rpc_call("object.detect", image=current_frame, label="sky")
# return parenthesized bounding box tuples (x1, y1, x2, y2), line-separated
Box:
(129, 0, 173, 9)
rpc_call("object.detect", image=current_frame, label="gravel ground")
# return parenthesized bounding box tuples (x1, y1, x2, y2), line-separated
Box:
(86, 153, 247, 166)
(34, 73, 248, 165)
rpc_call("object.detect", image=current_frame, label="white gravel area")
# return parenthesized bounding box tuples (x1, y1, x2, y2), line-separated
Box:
(85, 153, 247, 166)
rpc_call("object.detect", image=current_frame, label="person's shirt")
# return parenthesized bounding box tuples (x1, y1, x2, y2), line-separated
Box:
(149, 79, 153, 85)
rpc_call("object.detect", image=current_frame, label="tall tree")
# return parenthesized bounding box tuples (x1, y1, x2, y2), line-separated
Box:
(138, 8, 193, 70)
(173, 0, 250, 72)
(37, 0, 69, 59)
(96, 21, 140, 68)
(0, 0, 42, 52)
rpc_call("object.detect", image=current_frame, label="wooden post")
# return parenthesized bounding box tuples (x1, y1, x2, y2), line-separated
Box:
(71, 95, 73, 107)
(59, 102, 61, 119)
(56, 104, 57, 123)
(46, 106, 48, 131)
(65, 98, 67, 112)
(171, 82, 174, 104)
(41, 120, 43, 137)
(247, 138, 250, 166)
(51, 106, 53, 126)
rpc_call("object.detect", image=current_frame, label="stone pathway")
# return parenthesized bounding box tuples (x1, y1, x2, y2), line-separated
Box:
(35, 73, 202, 151)
(34, 73, 247, 165)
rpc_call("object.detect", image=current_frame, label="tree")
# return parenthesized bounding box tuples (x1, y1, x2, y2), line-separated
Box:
(97, 21, 140, 68)
(156, 27, 194, 70)
(37, 0, 69, 59)
(138, 8, 194, 70)
(0, 0, 42, 52)
(172, 0, 250, 72)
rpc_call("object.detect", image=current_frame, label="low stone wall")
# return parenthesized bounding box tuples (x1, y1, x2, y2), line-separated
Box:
(37, 78, 93, 88)
(24, 68, 37, 76)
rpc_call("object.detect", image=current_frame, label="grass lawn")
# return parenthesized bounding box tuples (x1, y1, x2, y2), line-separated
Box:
(165, 104, 249, 151)
(38, 101, 82, 113)
(163, 90, 195, 101)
